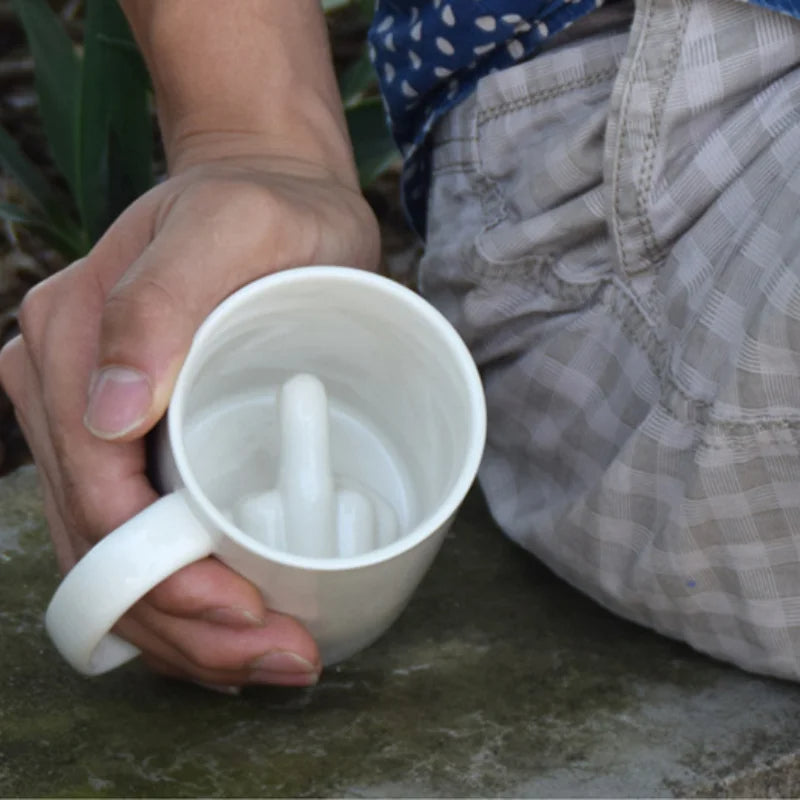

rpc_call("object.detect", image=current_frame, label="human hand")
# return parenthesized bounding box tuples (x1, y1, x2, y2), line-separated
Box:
(0, 154, 380, 689)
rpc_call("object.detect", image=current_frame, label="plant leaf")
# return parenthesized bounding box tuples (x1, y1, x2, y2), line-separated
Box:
(322, 0, 353, 11)
(0, 125, 58, 214)
(0, 202, 85, 260)
(10, 0, 81, 198)
(0, 124, 83, 253)
(339, 48, 377, 108)
(77, 0, 153, 243)
(358, 0, 375, 20)
(346, 98, 399, 187)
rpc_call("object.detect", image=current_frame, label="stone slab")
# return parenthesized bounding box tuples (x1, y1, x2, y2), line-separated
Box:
(2, 464, 800, 797)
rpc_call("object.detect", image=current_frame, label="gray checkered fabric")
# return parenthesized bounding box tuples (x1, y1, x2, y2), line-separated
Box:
(419, 0, 800, 680)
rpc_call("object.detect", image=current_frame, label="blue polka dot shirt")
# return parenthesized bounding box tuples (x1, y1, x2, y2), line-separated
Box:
(368, 0, 800, 237)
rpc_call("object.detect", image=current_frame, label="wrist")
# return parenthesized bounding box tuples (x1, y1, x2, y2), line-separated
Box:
(164, 95, 359, 191)
(121, 0, 359, 189)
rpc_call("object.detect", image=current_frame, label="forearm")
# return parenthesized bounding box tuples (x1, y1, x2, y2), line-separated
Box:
(120, 0, 359, 187)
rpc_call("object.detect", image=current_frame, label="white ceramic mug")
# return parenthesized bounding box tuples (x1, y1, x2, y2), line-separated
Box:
(45, 266, 486, 676)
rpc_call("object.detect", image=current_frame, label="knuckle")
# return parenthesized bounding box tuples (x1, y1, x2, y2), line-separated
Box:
(17, 279, 53, 342)
(56, 460, 145, 547)
(103, 275, 185, 338)
(0, 336, 24, 395)
(58, 472, 105, 545)
(182, 642, 236, 672)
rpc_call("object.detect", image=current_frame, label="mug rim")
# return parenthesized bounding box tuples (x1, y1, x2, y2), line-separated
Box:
(168, 265, 487, 572)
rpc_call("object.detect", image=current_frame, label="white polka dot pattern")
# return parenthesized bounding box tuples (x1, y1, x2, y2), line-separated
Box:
(368, 0, 609, 236)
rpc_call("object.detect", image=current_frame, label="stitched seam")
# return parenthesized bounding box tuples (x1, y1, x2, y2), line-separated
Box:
(476, 67, 620, 125)
(483, 272, 800, 435)
(475, 70, 621, 238)
(476, 177, 507, 230)
(603, 277, 668, 377)
(467, 251, 560, 282)
(703, 418, 800, 438)
(636, 0, 691, 266)
(611, 0, 654, 278)
(439, 91, 508, 231)
(474, 56, 623, 256)
(430, 162, 479, 175)
(435, 135, 475, 145)
(603, 277, 800, 433)
(599, 277, 734, 429)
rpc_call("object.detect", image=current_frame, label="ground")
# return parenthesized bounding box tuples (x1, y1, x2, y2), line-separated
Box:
(4, 464, 800, 796)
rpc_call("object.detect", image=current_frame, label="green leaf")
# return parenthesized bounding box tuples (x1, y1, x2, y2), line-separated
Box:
(77, 0, 153, 242)
(0, 124, 82, 249)
(339, 48, 377, 108)
(322, 0, 353, 11)
(0, 125, 57, 214)
(95, 33, 143, 55)
(0, 201, 45, 227)
(358, 0, 375, 20)
(346, 98, 399, 187)
(10, 0, 81, 198)
(0, 202, 85, 260)
(322, 0, 374, 21)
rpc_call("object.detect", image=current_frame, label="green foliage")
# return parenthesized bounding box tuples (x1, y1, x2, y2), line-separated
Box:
(347, 98, 400, 188)
(0, 0, 151, 259)
(337, 9, 400, 187)
(0, 0, 398, 261)
(78, 0, 153, 243)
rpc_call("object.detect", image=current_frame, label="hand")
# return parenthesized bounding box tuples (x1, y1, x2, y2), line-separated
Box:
(0, 153, 380, 688)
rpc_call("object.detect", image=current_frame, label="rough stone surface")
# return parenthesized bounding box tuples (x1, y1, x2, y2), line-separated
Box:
(3, 464, 800, 797)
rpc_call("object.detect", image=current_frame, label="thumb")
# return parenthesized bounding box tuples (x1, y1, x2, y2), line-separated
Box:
(83, 261, 203, 440)
(83, 194, 278, 441)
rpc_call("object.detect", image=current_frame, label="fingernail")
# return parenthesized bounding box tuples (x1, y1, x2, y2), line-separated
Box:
(84, 366, 152, 439)
(193, 681, 242, 696)
(249, 652, 320, 685)
(201, 606, 267, 628)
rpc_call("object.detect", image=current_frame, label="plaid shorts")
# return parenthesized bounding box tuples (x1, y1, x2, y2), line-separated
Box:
(419, 0, 800, 680)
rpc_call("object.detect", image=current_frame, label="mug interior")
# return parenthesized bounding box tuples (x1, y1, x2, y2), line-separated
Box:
(169, 267, 485, 565)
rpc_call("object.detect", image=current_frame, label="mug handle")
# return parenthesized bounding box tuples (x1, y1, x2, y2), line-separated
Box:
(45, 489, 215, 676)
